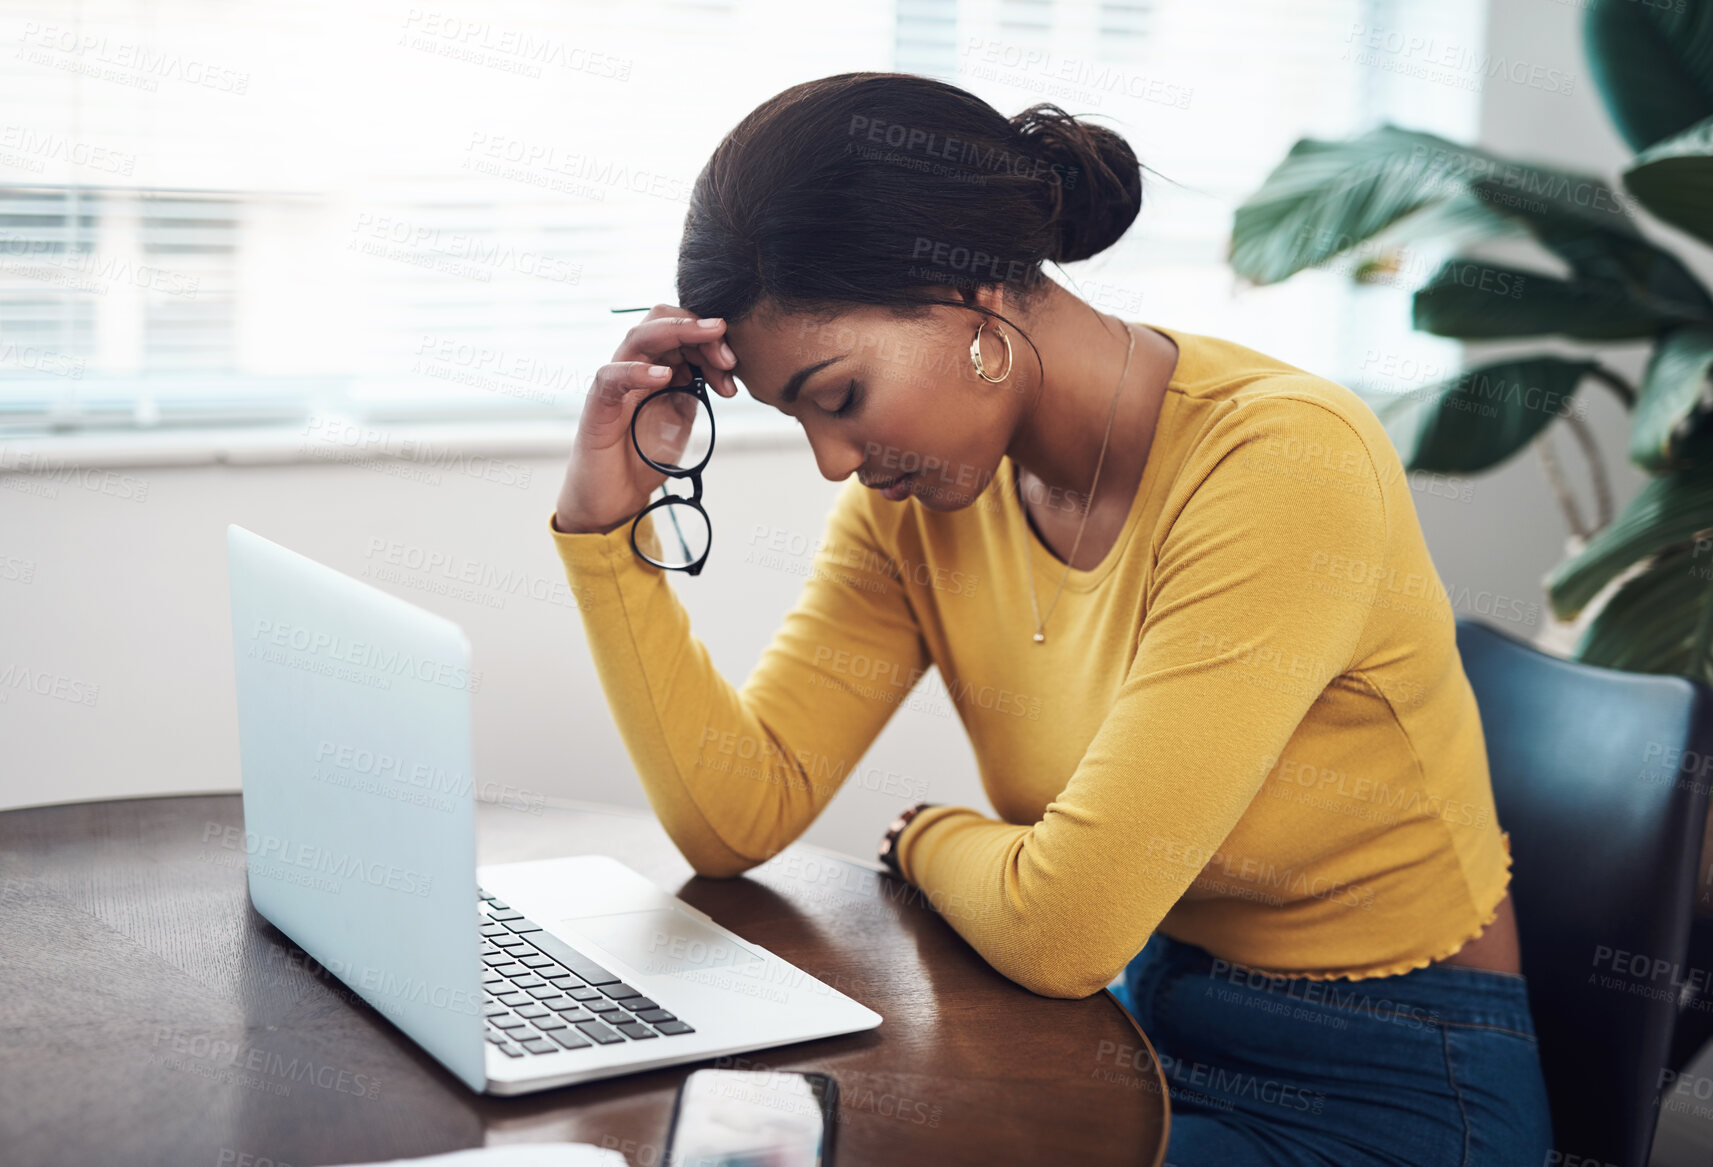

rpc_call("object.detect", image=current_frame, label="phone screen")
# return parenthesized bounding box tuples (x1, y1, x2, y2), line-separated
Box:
(664, 1068, 837, 1167)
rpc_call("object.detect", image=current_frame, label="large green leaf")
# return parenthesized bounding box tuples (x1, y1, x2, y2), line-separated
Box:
(1412, 258, 1688, 340)
(1230, 121, 1713, 326)
(1583, 0, 1713, 154)
(1631, 324, 1713, 471)
(1625, 115, 1713, 249)
(1546, 427, 1713, 619)
(1574, 541, 1713, 681)
(1230, 125, 1514, 285)
(1465, 172, 1713, 323)
(1376, 357, 1595, 475)
(1354, 188, 1532, 255)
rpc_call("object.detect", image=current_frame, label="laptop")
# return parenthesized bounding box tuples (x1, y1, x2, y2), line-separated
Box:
(225, 523, 882, 1095)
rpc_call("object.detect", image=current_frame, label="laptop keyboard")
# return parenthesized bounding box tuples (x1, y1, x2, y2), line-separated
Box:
(478, 888, 697, 1059)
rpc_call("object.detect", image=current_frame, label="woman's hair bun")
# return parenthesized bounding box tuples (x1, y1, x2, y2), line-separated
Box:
(1009, 103, 1143, 265)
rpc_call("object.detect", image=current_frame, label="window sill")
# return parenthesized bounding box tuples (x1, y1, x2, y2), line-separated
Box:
(0, 411, 804, 472)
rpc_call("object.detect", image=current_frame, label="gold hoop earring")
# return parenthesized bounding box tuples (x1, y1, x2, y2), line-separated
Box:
(969, 319, 1014, 384)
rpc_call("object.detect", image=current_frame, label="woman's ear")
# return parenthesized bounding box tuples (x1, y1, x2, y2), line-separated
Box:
(965, 282, 1007, 318)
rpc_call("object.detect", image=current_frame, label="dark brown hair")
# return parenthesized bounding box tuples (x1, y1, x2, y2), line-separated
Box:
(675, 72, 1144, 374)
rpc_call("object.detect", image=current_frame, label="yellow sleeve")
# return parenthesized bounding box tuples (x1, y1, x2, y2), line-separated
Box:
(550, 479, 931, 877)
(895, 396, 1391, 998)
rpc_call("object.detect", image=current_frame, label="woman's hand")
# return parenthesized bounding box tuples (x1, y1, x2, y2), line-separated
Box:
(553, 305, 740, 535)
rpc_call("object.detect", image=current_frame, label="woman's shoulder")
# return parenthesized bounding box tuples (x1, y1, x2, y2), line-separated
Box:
(1151, 326, 1397, 498)
(1160, 326, 1379, 438)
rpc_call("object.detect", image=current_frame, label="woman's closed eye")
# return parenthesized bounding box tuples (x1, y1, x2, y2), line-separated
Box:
(831, 378, 862, 419)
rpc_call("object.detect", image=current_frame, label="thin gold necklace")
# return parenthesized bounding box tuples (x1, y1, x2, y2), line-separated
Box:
(1022, 320, 1137, 645)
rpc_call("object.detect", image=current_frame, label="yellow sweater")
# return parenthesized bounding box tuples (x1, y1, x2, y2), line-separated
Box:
(548, 322, 1512, 999)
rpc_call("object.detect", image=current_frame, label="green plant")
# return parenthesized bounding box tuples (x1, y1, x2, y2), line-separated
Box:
(1226, 0, 1713, 681)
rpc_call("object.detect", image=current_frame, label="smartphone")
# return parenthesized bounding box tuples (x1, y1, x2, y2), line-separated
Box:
(661, 1068, 839, 1167)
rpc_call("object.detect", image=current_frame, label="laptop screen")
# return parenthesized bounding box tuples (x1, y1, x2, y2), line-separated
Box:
(226, 524, 486, 1091)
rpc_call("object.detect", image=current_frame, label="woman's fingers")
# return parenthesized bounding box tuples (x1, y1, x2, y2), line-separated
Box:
(689, 339, 739, 398)
(555, 303, 740, 536)
(617, 312, 739, 398)
(582, 361, 672, 444)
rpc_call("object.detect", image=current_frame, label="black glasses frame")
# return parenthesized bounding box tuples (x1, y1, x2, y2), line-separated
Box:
(629, 361, 716, 575)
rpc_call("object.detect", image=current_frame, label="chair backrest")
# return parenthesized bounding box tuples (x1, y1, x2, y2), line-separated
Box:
(1455, 617, 1713, 1167)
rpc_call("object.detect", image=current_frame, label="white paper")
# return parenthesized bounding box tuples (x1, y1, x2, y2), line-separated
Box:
(330, 1144, 630, 1167)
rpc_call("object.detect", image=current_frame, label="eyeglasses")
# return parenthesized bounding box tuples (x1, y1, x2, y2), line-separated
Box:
(629, 361, 716, 575)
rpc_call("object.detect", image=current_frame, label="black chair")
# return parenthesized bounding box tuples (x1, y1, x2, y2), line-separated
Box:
(1455, 617, 1713, 1167)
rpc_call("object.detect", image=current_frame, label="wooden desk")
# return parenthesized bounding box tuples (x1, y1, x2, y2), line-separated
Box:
(0, 794, 1168, 1166)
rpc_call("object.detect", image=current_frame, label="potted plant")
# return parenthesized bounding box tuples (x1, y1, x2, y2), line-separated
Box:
(1226, 0, 1713, 682)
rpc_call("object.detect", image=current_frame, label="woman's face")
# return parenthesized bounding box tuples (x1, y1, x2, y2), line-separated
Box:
(724, 300, 1026, 511)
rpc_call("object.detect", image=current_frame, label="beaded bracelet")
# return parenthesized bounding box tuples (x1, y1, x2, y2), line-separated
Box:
(877, 800, 938, 880)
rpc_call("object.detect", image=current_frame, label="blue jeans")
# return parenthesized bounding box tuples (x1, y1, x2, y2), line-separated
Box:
(1113, 932, 1554, 1166)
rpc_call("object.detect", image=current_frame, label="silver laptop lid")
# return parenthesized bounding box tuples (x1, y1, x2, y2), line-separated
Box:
(225, 524, 485, 1090)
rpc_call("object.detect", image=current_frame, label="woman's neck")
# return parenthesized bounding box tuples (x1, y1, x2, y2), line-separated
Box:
(1003, 283, 1177, 517)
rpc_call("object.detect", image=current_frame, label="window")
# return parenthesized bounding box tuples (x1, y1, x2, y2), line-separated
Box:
(0, 0, 1483, 439)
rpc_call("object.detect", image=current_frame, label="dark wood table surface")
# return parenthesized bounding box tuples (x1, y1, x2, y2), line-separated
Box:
(0, 794, 1168, 1166)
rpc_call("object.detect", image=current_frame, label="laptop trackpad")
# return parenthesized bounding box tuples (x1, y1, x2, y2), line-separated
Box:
(564, 908, 766, 976)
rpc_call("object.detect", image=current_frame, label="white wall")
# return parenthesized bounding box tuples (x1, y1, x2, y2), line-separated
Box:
(0, 432, 992, 861)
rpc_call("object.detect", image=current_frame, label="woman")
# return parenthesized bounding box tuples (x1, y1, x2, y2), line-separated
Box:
(549, 72, 1554, 1164)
